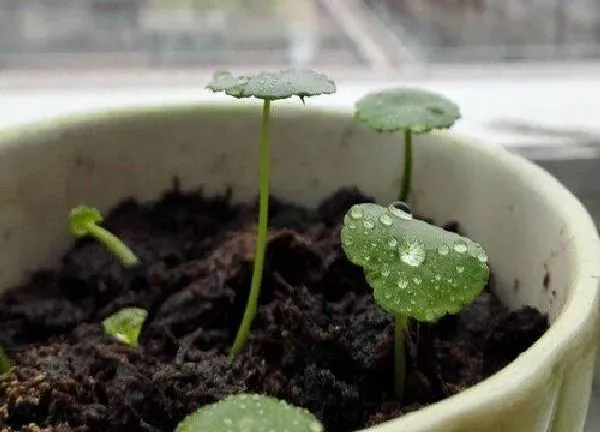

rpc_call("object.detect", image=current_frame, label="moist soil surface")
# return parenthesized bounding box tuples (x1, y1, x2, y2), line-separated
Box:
(0, 187, 548, 432)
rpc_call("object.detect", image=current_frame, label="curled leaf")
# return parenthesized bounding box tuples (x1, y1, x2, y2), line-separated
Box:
(102, 307, 148, 346)
(206, 69, 336, 101)
(355, 88, 460, 133)
(69, 205, 103, 237)
(176, 393, 323, 432)
(341, 202, 489, 322)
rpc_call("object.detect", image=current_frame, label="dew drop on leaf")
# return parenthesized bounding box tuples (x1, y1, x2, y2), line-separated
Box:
(379, 213, 393, 226)
(387, 237, 398, 248)
(437, 245, 450, 256)
(397, 278, 408, 289)
(435, 274, 442, 281)
(478, 252, 488, 263)
(453, 243, 468, 253)
(363, 219, 375, 229)
(388, 201, 413, 220)
(399, 241, 426, 267)
(350, 206, 364, 220)
(381, 265, 390, 277)
(413, 277, 422, 285)
(456, 266, 464, 274)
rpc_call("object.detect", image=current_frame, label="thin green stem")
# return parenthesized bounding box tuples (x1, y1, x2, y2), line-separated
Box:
(394, 313, 408, 400)
(399, 130, 413, 202)
(0, 347, 10, 374)
(87, 224, 138, 267)
(230, 99, 271, 357)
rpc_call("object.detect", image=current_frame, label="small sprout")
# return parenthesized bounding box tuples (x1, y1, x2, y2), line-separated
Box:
(341, 201, 489, 398)
(102, 307, 148, 346)
(355, 89, 460, 202)
(206, 70, 336, 357)
(176, 393, 323, 432)
(69, 205, 139, 267)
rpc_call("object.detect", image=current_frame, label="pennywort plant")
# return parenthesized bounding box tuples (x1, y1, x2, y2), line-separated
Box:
(102, 307, 148, 347)
(206, 70, 336, 357)
(176, 393, 323, 432)
(69, 205, 139, 267)
(341, 201, 489, 399)
(355, 89, 460, 202)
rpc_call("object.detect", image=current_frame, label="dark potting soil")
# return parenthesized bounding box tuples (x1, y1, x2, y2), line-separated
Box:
(0, 186, 548, 432)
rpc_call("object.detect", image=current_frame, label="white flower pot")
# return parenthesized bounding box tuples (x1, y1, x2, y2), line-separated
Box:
(0, 103, 598, 432)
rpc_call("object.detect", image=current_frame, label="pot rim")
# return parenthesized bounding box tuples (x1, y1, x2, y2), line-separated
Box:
(0, 102, 598, 430)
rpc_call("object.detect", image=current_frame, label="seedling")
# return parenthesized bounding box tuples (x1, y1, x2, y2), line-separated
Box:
(102, 307, 148, 347)
(355, 89, 460, 202)
(69, 205, 139, 267)
(206, 69, 336, 357)
(176, 393, 323, 432)
(340, 201, 489, 398)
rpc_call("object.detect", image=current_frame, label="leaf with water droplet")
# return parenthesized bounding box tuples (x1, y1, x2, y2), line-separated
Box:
(206, 69, 336, 101)
(175, 393, 323, 432)
(355, 88, 460, 133)
(341, 203, 489, 322)
(102, 307, 148, 347)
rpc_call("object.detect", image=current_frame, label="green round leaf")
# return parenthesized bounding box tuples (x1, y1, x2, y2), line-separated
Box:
(206, 69, 336, 101)
(176, 393, 323, 432)
(355, 88, 461, 133)
(69, 205, 103, 237)
(102, 307, 148, 347)
(341, 203, 489, 322)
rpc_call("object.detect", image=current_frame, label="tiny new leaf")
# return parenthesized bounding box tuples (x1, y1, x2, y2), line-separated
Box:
(355, 88, 461, 133)
(69, 205, 102, 237)
(102, 307, 148, 346)
(206, 69, 336, 101)
(176, 393, 323, 432)
(341, 202, 489, 322)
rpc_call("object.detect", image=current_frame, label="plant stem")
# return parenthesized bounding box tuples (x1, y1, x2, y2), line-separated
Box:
(0, 347, 10, 374)
(394, 313, 408, 400)
(86, 224, 138, 267)
(399, 130, 413, 202)
(230, 99, 271, 357)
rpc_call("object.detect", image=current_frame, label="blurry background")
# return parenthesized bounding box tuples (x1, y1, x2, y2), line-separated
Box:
(0, 0, 599, 69)
(0, 2, 599, 428)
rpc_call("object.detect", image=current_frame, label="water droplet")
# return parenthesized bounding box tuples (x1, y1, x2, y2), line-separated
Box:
(399, 241, 426, 267)
(456, 265, 464, 274)
(413, 277, 422, 285)
(347, 223, 357, 230)
(381, 265, 390, 277)
(363, 219, 375, 229)
(435, 274, 442, 281)
(350, 206, 364, 220)
(379, 213, 393, 226)
(224, 418, 233, 426)
(384, 291, 392, 299)
(410, 299, 416, 305)
(397, 278, 408, 289)
(477, 252, 488, 263)
(364, 255, 371, 262)
(388, 201, 413, 220)
(437, 245, 450, 256)
(388, 237, 398, 248)
(453, 243, 468, 253)
(394, 297, 401, 305)
(310, 423, 323, 432)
